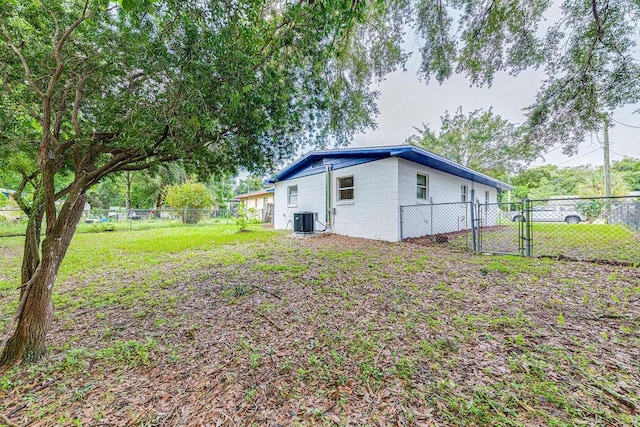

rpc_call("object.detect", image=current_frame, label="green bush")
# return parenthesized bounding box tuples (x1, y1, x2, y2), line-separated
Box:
(575, 200, 606, 223)
(235, 202, 248, 231)
(164, 181, 213, 224)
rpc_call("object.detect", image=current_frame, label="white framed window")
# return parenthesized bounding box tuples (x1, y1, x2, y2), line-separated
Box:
(287, 185, 298, 206)
(254, 198, 258, 208)
(337, 176, 354, 201)
(417, 173, 429, 200)
(461, 185, 468, 202)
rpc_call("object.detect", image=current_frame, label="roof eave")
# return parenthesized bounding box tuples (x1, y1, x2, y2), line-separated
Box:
(268, 145, 514, 190)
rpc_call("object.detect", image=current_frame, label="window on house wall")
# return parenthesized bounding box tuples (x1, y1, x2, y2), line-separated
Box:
(254, 198, 258, 208)
(461, 185, 468, 202)
(485, 190, 490, 203)
(417, 173, 429, 200)
(337, 176, 354, 201)
(287, 185, 298, 205)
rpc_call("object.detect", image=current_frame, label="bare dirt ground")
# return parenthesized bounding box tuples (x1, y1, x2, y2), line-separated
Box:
(1, 233, 639, 426)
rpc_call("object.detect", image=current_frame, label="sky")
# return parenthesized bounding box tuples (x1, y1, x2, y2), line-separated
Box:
(351, 39, 640, 169)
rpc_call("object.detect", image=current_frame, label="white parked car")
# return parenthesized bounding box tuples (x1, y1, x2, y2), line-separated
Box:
(510, 205, 586, 224)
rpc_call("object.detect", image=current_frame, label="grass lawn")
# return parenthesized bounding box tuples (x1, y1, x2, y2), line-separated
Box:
(0, 215, 236, 237)
(478, 222, 640, 264)
(0, 226, 639, 425)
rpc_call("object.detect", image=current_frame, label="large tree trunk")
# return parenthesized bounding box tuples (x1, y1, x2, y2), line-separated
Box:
(21, 210, 44, 293)
(0, 191, 86, 368)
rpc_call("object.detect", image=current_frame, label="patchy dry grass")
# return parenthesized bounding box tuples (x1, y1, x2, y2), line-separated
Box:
(0, 227, 639, 426)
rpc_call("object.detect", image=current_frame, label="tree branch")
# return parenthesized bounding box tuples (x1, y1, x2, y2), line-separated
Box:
(55, 0, 89, 61)
(53, 87, 70, 142)
(14, 172, 39, 216)
(54, 183, 74, 201)
(0, 75, 43, 123)
(0, 25, 45, 99)
(48, 7, 60, 49)
(72, 75, 88, 135)
(42, 0, 89, 158)
(118, 155, 182, 172)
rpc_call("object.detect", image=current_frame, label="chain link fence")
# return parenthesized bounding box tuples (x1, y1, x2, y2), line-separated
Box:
(524, 196, 640, 264)
(400, 202, 474, 249)
(401, 196, 640, 265)
(0, 207, 273, 237)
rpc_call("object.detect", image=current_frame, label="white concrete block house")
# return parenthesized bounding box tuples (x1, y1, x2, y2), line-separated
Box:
(268, 145, 513, 242)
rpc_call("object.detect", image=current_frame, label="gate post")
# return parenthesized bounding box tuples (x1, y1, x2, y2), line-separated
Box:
(470, 200, 477, 253)
(524, 199, 532, 257)
(399, 206, 403, 241)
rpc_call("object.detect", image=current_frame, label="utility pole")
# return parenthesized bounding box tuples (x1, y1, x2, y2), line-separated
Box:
(603, 119, 612, 198)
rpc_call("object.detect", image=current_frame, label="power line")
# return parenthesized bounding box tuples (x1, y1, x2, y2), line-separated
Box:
(542, 145, 562, 155)
(555, 147, 602, 166)
(612, 118, 640, 129)
(610, 149, 636, 159)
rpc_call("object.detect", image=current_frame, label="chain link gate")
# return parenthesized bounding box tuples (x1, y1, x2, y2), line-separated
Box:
(475, 201, 527, 256)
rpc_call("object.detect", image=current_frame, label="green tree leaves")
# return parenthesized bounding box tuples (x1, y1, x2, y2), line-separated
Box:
(164, 180, 213, 224)
(413, 0, 640, 153)
(164, 181, 213, 210)
(510, 159, 637, 199)
(407, 107, 534, 180)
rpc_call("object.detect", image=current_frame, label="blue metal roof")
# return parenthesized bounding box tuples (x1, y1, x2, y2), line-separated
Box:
(267, 145, 514, 190)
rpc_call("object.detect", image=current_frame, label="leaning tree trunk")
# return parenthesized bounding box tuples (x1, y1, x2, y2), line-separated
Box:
(0, 191, 87, 367)
(20, 209, 44, 294)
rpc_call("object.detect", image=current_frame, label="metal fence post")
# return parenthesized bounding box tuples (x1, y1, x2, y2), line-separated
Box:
(524, 199, 532, 257)
(430, 203, 433, 235)
(470, 201, 477, 253)
(399, 206, 403, 241)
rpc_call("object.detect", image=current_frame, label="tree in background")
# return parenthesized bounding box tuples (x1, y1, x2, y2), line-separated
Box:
(85, 165, 187, 210)
(86, 174, 125, 210)
(612, 158, 640, 191)
(0, 0, 406, 367)
(575, 199, 606, 223)
(130, 164, 187, 210)
(407, 107, 535, 180)
(164, 181, 214, 224)
(510, 161, 635, 199)
(236, 175, 267, 195)
(208, 174, 235, 209)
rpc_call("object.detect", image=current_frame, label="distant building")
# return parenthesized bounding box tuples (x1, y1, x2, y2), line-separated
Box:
(234, 188, 275, 222)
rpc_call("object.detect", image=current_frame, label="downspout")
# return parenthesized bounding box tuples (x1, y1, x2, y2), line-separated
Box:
(325, 165, 332, 226)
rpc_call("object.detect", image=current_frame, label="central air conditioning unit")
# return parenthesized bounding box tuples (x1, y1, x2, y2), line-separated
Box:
(294, 212, 316, 234)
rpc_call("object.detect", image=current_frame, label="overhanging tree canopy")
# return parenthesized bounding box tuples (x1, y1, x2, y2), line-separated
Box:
(3, 0, 639, 367)
(413, 0, 640, 153)
(0, 0, 406, 366)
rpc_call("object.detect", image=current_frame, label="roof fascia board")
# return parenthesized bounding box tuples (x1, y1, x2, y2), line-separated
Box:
(268, 145, 513, 190)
